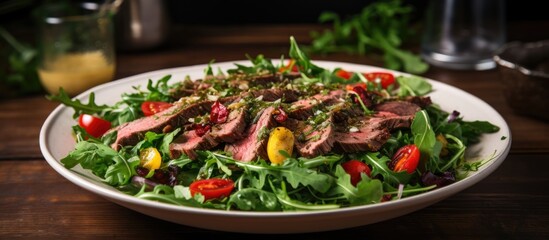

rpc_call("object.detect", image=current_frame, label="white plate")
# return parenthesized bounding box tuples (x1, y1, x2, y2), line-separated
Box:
(39, 60, 511, 234)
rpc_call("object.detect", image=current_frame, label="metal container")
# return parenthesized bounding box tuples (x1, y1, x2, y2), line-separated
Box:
(114, 0, 169, 51)
(494, 40, 549, 121)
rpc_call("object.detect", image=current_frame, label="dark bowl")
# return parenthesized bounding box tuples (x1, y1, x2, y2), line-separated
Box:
(494, 40, 549, 121)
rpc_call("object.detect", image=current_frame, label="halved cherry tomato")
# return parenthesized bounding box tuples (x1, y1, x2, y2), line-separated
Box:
(278, 59, 299, 73)
(335, 69, 353, 80)
(141, 101, 173, 116)
(189, 178, 235, 201)
(362, 72, 395, 89)
(78, 114, 111, 138)
(139, 147, 162, 171)
(389, 144, 420, 174)
(341, 160, 372, 186)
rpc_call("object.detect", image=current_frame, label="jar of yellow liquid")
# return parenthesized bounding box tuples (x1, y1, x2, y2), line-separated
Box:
(39, 51, 115, 96)
(37, 1, 117, 96)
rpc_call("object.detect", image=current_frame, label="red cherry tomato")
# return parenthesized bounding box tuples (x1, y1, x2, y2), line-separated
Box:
(141, 101, 173, 116)
(189, 178, 235, 200)
(78, 114, 111, 138)
(362, 72, 395, 89)
(341, 160, 372, 186)
(335, 69, 353, 80)
(390, 144, 420, 174)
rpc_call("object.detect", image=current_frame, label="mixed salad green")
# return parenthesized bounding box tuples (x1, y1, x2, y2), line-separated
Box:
(48, 37, 500, 211)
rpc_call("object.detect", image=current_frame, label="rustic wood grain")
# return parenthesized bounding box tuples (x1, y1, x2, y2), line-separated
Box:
(0, 154, 547, 238)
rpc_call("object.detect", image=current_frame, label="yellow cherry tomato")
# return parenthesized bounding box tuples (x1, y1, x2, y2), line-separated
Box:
(267, 127, 295, 164)
(139, 147, 162, 170)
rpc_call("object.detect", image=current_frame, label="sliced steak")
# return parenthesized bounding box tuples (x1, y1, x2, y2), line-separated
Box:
(288, 90, 344, 120)
(334, 127, 390, 153)
(224, 107, 276, 162)
(330, 102, 364, 123)
(109, 100, 215, 150)
(373, 100, 421, 116)
(405, 96, 432, 108)
(168, 78, 207, 99)
(246, 88, 300, 103)
(374, 111, 415, 129)
(210, 107, 247, 143)
(169, 130, 218, 160)
(278, 117, 301, 131)
(295, 114, 335, 158)
(334, 113, 414, 153)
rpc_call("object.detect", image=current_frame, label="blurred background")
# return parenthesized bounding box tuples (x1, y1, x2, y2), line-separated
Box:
(1, 0, 548, 98)
(2, 0, 548, 25)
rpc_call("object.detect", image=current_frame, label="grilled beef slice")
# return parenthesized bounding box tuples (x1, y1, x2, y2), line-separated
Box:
(405, 96, 432, 108)
(169, 107, 247, 159)
(224, 106, 276, 162)
(109, 100, 216, 150)
(210, 107, 247, 143)
(334, 113, 414, 153)
(169, 130, 219, 160)
(245, 88, 300, 103)
(373, 100, 421, 116)
(288, 90, 344, 120)
(295, 114, 335, 158)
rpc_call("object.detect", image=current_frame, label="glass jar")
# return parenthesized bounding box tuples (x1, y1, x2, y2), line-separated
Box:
(37, 1, 116, 96)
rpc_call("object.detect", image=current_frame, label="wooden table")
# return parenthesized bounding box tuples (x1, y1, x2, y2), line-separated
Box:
(1, 23, 548, 238)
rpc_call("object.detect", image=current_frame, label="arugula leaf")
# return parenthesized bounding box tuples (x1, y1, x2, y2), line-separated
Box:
(411, 110, 443, 172)
(130, 129, 182, 162)
(289, 36, 325, 76)
(328, 165, 383, 206)
(135, 185, 204, 208)
(270, 180, 340, 211)
(396, 75, 432, 97)
(377, 37, 429, 74)
(160, 128, 181, 158)
(208, 152, 334, 193)
(47, 74, 182, 129)
(119, 75, 175, 107)
(457, 120, 500, 145)
(360, 152, 412, 185)
(411, 110, 437, 156)
(104, 155, 139, 186)
(277, 159, 334, 193)
(228, 188, 280, 211)
(299, 154, 342, 168)
(46, 89, 110, 118)
(0, 26, 43, 97)
(167, 155, 193, 168)
(60, 140, 118, 179)
(144, 75, 175, 102)
(307, 0, 429, 74)
(228, 54, 277, 74)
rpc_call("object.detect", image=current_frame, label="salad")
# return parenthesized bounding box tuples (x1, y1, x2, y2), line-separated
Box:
(47, 37, 500, 211)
